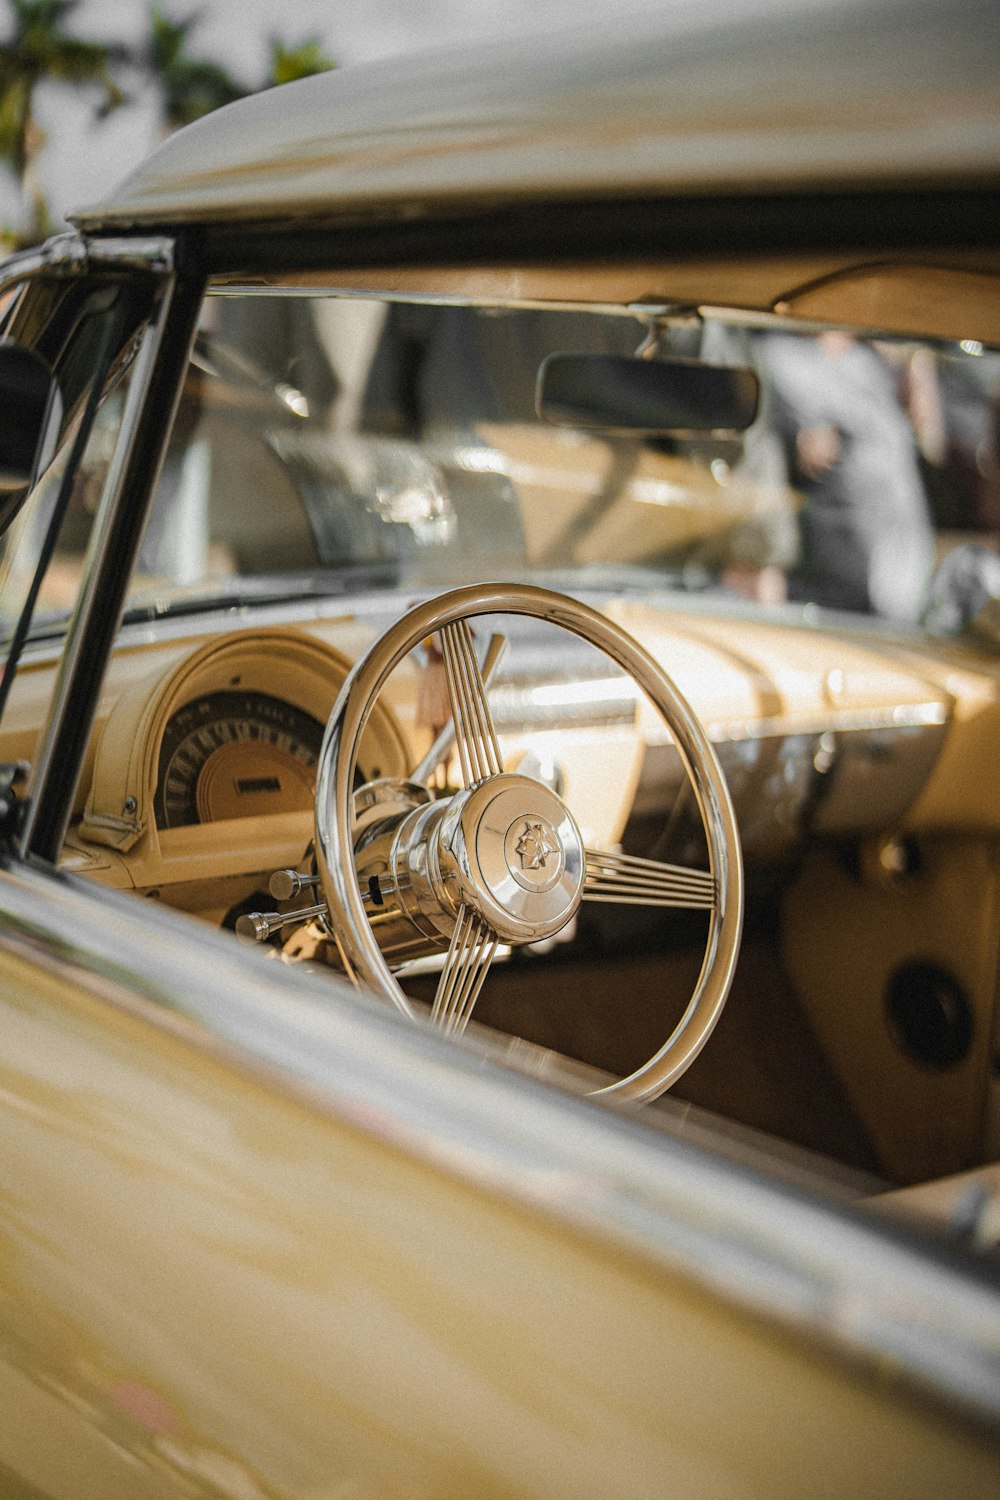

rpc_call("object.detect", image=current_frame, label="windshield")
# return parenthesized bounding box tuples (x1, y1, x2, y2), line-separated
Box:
(0, 277, 153, 655)
(122, 294, 1000, 641)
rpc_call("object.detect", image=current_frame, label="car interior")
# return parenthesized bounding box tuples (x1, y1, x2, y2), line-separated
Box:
(2, 268, 1000, 1243)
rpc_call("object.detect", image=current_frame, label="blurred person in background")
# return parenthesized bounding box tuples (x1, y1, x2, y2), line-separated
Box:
(758, 330, 935, 622)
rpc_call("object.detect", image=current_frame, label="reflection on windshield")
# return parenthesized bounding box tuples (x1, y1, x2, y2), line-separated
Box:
(0, 397, 114, 643)
(0, 324, 137, 655)
(123, 296, 1000, 641)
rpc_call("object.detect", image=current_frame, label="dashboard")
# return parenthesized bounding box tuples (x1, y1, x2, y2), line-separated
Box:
(3, 597, 999, 929)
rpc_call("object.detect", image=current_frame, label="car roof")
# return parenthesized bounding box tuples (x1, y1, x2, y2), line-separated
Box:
(73, 0, 1000, 235)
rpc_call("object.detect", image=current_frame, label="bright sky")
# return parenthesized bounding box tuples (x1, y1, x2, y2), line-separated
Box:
(2, 0, 650, 231)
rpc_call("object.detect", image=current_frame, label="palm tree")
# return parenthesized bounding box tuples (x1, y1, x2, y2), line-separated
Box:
(145, 5, 244, 132)
(266, 36, 336, 89)
(0, 0, 128, 244)
(145, 10, 336, 134)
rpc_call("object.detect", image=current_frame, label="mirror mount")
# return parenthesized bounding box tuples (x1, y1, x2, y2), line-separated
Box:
(627, 303, 702, 361)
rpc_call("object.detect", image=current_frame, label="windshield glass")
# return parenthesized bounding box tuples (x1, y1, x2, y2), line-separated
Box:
(126, 293, 1000, 641)
(0, 278, 153, 656)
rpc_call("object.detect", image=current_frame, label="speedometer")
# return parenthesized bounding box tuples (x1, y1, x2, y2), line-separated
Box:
(154, 690, 325, 829)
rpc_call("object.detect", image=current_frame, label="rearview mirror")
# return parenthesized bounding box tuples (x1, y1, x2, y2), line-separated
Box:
(0, 341, 62, 533)
(536, 353, 759, 434)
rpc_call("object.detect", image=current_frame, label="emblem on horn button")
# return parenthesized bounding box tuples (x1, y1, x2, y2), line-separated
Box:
(516, 819, 558, 871)
(504, 812, 564, 895)
(444, 774, 582, 941)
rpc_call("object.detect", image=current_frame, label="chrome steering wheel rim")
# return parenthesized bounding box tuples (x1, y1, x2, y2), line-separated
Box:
(315, 582, 743, 1102)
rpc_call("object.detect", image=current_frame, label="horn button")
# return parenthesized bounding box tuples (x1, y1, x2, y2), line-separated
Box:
(445, 774, 584, 945)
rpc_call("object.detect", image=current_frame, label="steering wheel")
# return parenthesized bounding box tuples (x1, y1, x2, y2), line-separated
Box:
(315, 583, 742, 1102)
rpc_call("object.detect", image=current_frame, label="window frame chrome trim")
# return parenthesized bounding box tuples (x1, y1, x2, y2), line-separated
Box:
(0, 232, 175, 296)
(4, 233, 204, 863)
(16, 279, 176, 858)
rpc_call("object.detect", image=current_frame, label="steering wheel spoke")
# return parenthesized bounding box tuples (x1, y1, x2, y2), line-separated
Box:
(583, 848, 715, 910)
(431, 904, 499, 1034)
(316, 582, 743, 1101)
(440, 619, 504, 786)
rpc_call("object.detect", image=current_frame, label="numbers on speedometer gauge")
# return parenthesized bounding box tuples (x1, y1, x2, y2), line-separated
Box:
(154, 690, 326, 828)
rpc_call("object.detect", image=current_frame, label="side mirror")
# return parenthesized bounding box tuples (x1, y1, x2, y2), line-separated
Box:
(536, 353, 759, 434)
(0, 341, 63, 534)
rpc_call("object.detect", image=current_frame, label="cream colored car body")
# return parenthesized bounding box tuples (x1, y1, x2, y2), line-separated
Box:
(1, 1, 1000, 1495)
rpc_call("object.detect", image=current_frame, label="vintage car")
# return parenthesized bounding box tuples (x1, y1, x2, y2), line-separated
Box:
(1, 0, 999, 1494)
